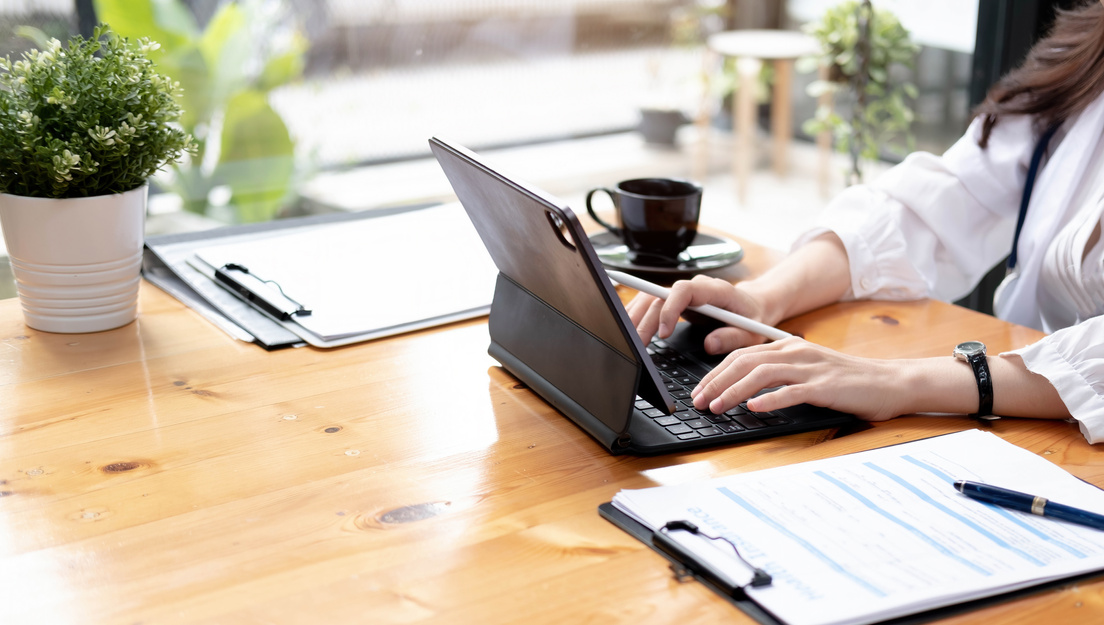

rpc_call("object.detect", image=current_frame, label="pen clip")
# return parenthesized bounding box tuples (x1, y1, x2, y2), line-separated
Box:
(214, 263, 312, 321)
(654, 520, 772, 596)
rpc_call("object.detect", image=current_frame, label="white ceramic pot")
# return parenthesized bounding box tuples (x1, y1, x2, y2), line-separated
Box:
(0, 185, 147, 333)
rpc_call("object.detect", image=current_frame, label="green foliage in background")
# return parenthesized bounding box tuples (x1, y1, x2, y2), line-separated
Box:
(800, 0, 919, 183)
(94, 0, 308, 222)
(0, 25, 194, 198)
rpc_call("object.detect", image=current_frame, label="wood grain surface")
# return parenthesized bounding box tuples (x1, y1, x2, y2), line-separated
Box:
(0, 237, 1100, 625)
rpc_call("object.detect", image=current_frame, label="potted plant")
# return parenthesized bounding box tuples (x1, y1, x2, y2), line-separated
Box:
(800, 0, 919, 184)
(0, 25, 194, 333)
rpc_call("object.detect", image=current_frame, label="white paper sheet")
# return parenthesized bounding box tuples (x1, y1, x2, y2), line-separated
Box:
(613, 429, 1104, 625)
(191, 204, 498, 344)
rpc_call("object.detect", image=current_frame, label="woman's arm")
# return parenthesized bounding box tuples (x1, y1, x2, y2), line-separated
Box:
(687, 340, 1070, 421)
(738, 232, 852, 327)
(624, 225, 1073, 426)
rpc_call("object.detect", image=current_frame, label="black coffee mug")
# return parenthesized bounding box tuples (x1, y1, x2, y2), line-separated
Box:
(585, 178, 702, 265)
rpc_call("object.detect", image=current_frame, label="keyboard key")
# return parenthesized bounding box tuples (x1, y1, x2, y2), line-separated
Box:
(724, 405, 749, 417)
(635, 399, 652, 410)
(673, 403, 690, 413)
(717, 422, 745, 433)
(676, 412, 699, 421)
(666, 423, 693, 435)
(642, 408, 666, 418)
(670, 390, 691, 400)
(697, 426, 723, 437)
(665, 382, 682, 392)
(676, 431, 701, 440)
(685, 419, 712, 429)
(654, 416, 681, 426)
(705, 413, 731, 424)
(763, 416, 793, 426)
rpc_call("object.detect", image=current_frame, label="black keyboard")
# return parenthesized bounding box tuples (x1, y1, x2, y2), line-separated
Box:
(637, 339, 794, 441)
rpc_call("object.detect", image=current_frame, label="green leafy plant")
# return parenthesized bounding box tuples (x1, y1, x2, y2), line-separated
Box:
(0, 25, 194, 199)
(94, 0, 308, 223)
(800, 0, 919, 184)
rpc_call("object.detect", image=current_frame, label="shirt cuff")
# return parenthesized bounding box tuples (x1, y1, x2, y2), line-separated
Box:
(795, 185, 930, 301)
(1007, 341, 1104, 445)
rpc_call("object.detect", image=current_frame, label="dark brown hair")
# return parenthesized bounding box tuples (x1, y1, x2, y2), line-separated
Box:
(975, 1, 1104, 147)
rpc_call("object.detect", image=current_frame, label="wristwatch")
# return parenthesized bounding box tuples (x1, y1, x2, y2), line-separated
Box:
(953, 341, 995, 420)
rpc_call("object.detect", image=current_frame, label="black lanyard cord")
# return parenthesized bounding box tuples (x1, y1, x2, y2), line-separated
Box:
(1007, 122, 1062, 271)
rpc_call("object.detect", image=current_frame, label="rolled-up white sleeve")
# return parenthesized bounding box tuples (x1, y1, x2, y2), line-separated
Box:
(1006, 317, 1104, 444)
(794, 115, 1037, 303)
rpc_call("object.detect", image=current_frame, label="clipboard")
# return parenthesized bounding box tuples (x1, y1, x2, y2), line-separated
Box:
(599, 502, 1104, 625)
(599, 430, 1104, 625)
(144, 203, 498, 349)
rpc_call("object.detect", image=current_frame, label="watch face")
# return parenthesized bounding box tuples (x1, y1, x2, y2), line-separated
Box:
(954, 341, 986, 357)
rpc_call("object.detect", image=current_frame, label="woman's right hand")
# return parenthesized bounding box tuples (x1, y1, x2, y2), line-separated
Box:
(624, 274, 774, 355)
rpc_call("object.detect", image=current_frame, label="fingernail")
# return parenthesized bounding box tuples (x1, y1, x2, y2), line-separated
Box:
(709, 398, 723, 413)
(690, 386, 699, 397)
(658, 322, 669, 337)
(704, 337, 717, 353)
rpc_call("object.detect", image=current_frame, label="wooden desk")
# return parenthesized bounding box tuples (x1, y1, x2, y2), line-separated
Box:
(1, 239, 1101, 624)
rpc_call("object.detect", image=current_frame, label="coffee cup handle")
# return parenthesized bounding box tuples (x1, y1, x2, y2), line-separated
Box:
(585, 188, 620, 236)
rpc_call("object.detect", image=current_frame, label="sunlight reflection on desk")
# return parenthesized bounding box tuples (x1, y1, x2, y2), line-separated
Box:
(641, 460, 720, 487)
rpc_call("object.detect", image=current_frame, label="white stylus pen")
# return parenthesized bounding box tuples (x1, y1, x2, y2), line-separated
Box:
(606, 269, 792, 342)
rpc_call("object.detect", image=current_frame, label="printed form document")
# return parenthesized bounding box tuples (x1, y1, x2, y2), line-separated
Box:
(612, 429, 1104, 625)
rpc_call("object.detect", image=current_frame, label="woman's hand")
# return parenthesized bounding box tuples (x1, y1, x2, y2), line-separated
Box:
(690, 338, 907, 421)
(689, 341, 1074, 423)
(624, 233, 853, 354)
(624, 275, 774, 354)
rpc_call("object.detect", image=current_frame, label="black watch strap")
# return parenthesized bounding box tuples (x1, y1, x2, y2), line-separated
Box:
(966, 354, 994, 418)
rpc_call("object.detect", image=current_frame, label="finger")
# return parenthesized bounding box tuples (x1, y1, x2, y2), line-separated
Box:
(746, 384, 808, 413)
(691, 342, 803, 407)
(624, 293, 658, 325)
(691, 349, 750, 407)
(702, 326, 766, 354)
(692, 339, 784, 396)
(655, 279, 698, 338)
(636, 297, 666, 342)
(680, 274, 739, 309)
(708, 362, 799, 414)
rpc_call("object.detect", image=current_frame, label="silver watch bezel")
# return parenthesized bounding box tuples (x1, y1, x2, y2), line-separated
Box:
(953, 341, 987, 360)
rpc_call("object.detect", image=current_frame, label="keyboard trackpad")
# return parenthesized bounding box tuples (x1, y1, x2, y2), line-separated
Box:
(661, 321, 728, 369)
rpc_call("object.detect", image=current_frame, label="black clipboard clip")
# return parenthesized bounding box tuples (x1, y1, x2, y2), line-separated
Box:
(654, 520, 772, 595)
(214, 263, 312, 321)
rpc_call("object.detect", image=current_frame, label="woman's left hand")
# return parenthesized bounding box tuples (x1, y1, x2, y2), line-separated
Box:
(691, 337, 907, 421)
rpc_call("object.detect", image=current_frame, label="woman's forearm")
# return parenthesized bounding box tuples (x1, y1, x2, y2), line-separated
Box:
(739, 232, 853, 325)
(893, 353, 1070, 420)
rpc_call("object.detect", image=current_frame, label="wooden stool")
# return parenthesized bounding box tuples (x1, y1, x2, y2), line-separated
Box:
(698, 30, 824, 202)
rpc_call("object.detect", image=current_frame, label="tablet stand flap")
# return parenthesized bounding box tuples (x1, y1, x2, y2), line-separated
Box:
(488, 273, 640, 450)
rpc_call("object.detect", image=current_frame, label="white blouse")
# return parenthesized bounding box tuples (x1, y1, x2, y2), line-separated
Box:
(797, 89, 1104, 444)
